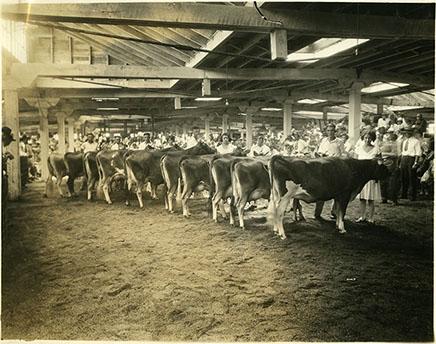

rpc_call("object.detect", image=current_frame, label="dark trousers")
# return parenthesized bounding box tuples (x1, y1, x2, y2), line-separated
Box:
(400, 156, 417, 201)
(381, 165, 400, 203)
(20, 156, 29, 188)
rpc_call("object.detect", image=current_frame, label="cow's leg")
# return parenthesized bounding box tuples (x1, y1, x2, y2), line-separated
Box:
(314, 201, 325, 219)
(335, 198, 348, 234)
(229, 199, 236, 226)
(181, 188, 192, 217)
(102, 178, 112, 204)
(236, 196, 248, 229)
(167, 185, 176, 213)
(125, 179, 132, 206)
(292, 199, 305, 222)
(150, 183, 158, 200)
(162, 184, 169, 210)
(66, 176, 75, 197)
(136, 183, 144, 208)
(44, 175, 53, 198)
(275, 194, 292, 239)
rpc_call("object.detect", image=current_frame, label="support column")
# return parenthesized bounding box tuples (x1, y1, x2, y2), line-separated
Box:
(283, 101, 293, 139)
(67, 117, 75, 152)
(377, 104, 383, 115)
(39, 109, 50, 181)
(222, 114, 228, 134)
(182, 123, 188, 137)
(322, 107, 328, 123)
(3, 89, 21, 200)
(57, 112, 66, 154)
(348, 82, 364, 144)
(246, 114, 253, 149)
(204, 116, 210, 138)
(175, 125, 180, 137)
(270, 29, 288, 61)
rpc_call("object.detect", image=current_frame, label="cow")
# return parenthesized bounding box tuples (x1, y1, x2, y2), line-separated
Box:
(210, 155, 246, 225)
(83, 151, 98, 201)
(124, 147, 179, 208)
(95, 149, 131, 204)
(178, 154, 216, 217)
(268, 156, 391, 239)
(160, 142, 216, 213)
(44, 154, 68, 197)
(231, 158, 271, 229)
(44, 152, 85, 197)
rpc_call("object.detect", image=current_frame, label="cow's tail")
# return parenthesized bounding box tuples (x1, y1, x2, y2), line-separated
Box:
(267, 155, 280, 225)
(45, 156, 55, 196)
(208, 155, 220, 200)
(176, 156, 188, 203)
(230, 160, 240, 207)
(95, 153, 104, 198)
(160, 155, 171, 192)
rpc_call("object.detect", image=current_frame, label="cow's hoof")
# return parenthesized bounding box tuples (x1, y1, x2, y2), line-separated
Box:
(279, 235, 287, 240)
(107, 201, 112, 205)
(338, 229, 346, 234)
(169, 210, 175, 214)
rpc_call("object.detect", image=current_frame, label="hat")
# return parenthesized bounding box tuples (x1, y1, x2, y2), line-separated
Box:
(86, 132, 95, 137)
(2, 127, 15, 141)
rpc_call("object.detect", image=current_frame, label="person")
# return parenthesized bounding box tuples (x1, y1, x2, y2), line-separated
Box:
(185, 128, 199, 149)
(281, 140, 294, 157)
(354, 130, 382, 223)
(379, 131, 400, 205)
(413, 113, 427, 134)
(377, 113, 390, 129)
(110, 136, 123, 150)
(164, 135, 180, 149)
(399, 126, 422, 201)
(314, 124, 344, 219)
(248, 135, 271, 157)
(293, 132, 309, 156)
(19, 134, 32, 188)
(216, 133, 236, 155)
(81, 133, 98, 153)
(2, 127, 15, 204)
(316, 124, 344, 158)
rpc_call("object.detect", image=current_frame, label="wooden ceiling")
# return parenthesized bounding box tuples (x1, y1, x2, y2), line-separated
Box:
(2, 1, 434, 128)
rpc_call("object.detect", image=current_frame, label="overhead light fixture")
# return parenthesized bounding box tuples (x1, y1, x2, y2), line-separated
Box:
(181, 106, 198, 109)
(92, 97, 119, 102)
(261, 107, 282, 111)
(297, 98, 326, 104)
(239, 113, 248, 116)
(97, 108, 119, 111)
(287, 38, 370, 64)
(294, 111, 323, 116)
(361, 82, 409, 94)
(225, 99, 229, 106)
(194, 97, 222, 101)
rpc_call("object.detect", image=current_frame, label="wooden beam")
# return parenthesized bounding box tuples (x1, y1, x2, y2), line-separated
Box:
(270, 29, 288, 61)
(68, 36, 73, 64)
(11, 63, 434, 88)
(34, 77, 174, 89)
(3, 3, 433, 39)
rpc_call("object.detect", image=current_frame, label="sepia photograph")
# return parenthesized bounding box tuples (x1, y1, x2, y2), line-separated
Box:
(1, 0, 434, 341)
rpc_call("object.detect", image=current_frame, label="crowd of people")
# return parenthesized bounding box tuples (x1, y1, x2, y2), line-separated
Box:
(3, 112, 434, 220)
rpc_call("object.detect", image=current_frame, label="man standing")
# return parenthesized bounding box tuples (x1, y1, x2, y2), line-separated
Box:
(81, 133, 98, 153)
(315, 124, 344, 219)
(248, 135, 271, 157)
(400, 126, 422, 201)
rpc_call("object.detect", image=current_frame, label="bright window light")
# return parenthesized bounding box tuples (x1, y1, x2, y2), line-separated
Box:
(261, 107, 282, 111)
(361, 82, 409, 93)
(1, 19, 27, 63)
(387, 105, 424, 111)
(194, 97, 222, 101)
(287, 38, 369, 63)
(92, 97, 119, 101)
(297, 98, 326, 104)
(294, 111, 323, 116)
(181, 106, 198, 109)
(97, 108, 119, 111)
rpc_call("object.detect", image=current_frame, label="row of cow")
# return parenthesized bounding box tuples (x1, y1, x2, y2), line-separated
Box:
(45, 142, 392, 239)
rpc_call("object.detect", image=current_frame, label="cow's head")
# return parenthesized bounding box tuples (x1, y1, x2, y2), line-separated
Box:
(195, 141, 216, 154)
(373, 157, 394, 180)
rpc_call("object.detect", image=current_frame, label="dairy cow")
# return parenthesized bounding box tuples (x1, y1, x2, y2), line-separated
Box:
(268, 156, 391, 239)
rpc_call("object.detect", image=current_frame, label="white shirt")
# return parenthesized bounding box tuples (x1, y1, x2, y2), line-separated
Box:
(248, 144, 271, 158)
(81, 141, 98, 153)
(111, 143, 120, 150)
(317, 137, 344, 157)
(185, 136, 198, 149)
(216, 143, 236, 155)
(355, 143, 380, 160)
(377, 117, 390, 129)
(401, 137, 422, 157)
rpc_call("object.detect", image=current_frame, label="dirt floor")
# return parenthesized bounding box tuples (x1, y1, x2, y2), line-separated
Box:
(2, 180, 434, 341)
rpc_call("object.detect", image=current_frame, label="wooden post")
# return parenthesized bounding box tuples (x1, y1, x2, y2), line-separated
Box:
(50, 27, 55, 63)
(270, 29, 288, 61)
(348, 82, 364, 144)
(202, 79, 211, 96)
(68, 36, 74, 64)
(283, 101, 293, 138)
(39, 108, 50, 181)
(67, 117, 75, 152)
(222, 114, 228, 134)
(174, 97, 181, 110)
(182, 123, 188, 137)
(123, 120, 128, 135)
(377, 104, 383, 115)
(322, 107, 328, 124)
(57, 112, 66, 154)
(3, 89, 21, 200)
(246, 114, 253, 149)
(175, 125, 180, 137)
(204, 116, 210, 138)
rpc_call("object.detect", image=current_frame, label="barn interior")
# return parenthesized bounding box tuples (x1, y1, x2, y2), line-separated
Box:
(1, 2, 434, 342)
(2, 1, 435, 198)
